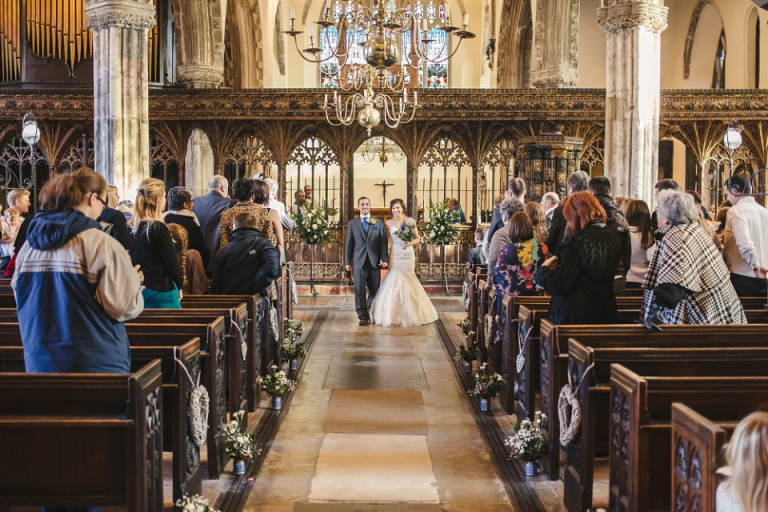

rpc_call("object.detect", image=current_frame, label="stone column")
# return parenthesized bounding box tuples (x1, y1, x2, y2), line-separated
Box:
(185, 128, 214, 197)
(530, 0, 580, 88)
(598, 0, 668, 207)
(85, 0, 156, 198)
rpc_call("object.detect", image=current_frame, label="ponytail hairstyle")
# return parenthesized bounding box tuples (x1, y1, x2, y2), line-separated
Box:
(167, 223, 189, 292)
(131, 178, 166, 234)
(38, 167, 106, 211)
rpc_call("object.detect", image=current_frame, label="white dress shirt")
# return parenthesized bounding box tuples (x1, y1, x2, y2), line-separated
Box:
(722, 196, 768, 277)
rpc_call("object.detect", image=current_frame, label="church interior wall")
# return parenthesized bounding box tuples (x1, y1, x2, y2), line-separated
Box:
(576, 0, 605, 89)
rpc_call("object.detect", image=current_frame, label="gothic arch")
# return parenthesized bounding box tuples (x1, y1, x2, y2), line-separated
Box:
(746, 6, 759, 88)
(497, 0, 532, 88)
(683, 0, 725, 88)
(172, 0, 226, 87)
(224, 0, 264, 88)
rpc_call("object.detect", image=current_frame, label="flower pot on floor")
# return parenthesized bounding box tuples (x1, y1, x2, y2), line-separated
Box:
(233, 459, 246, 475)
(272, 396, 282, 410)
(525, 461, 538, 476)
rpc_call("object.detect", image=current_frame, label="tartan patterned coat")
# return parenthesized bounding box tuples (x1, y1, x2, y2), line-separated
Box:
(641, 222, 746, 325)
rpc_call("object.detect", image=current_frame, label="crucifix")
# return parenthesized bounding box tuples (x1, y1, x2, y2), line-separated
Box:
(374, 181, 395, 206)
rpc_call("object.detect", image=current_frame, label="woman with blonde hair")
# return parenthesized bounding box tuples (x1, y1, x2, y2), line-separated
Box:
(129, 178, 183, 308)
(98, 184, 132, 249)
(167, 223, 208, 295)
(717, 411, 768, 511)
(524, 201, 548, 245)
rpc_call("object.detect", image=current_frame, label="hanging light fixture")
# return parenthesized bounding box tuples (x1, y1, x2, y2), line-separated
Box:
(361, 136, 406, 166)
(284, 0, 474, 135)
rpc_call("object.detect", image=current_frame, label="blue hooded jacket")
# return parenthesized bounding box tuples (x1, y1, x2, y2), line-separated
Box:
(13, 209, 136, 373)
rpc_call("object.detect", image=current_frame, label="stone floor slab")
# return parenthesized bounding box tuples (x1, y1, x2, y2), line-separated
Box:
(322, 390, 428, 435)
(324, 355, 429, 390)
(294, 504, 442, 512)
(342, 337, 415, 357)
(308, 433, 439, 503)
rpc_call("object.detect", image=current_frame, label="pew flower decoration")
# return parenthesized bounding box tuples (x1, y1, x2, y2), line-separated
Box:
(222, 411, 260, 462)
(175, 494, 220, 512)
(292, 204, 338, 245)
(280, 339, 306, 362)
(468, 363, 503, 399)
(454, 342, 478, 364)
(505, 411, 548, 463)
(260, 365, 297, 397)
(423, 200, 456, 245)
(284, 318, 304, 342)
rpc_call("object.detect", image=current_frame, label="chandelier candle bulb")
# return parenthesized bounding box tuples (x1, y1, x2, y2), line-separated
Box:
(422, 18, 427, 33)
(444, 2, 449, 20)
(463, 13, 469, 26)
(290, 5, 295, 19)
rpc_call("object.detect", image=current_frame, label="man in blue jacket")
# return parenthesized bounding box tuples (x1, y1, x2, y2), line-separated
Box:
(211, 211, 280, 296)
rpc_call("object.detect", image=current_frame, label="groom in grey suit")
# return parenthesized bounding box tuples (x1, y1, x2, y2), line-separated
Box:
(345, 197, 389, 325)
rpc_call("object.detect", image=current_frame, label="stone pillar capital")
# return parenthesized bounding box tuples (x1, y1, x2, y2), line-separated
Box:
(530, 67, 580, 88)
(85, 0, 156, 30)
(177, 65, 224, 89)
(597, 2, 668, 34)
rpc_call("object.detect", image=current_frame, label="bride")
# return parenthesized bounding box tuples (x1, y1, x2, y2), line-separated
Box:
(371, 198, 438, 327)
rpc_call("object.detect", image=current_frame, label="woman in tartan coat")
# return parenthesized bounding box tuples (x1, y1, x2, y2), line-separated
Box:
(641, 190, 746, 326)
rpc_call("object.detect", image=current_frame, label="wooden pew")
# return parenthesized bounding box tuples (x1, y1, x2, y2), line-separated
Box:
(0, 360, 164, 510)
(182, 294, 271, 404)
(0, 319, 230, 480)
(538, 321, 768, 480)
(609, 365, 768, 512)
(564, 340, 768, 512)
(0, 339, 203, 504)
(476, 279, 490, 364)
(670, 403, 739, 512)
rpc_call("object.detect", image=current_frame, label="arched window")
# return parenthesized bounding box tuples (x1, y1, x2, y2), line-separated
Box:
(319, 0, 450, 89)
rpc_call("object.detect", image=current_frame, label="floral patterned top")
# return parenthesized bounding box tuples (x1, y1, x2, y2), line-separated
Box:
(219, 202, 275, 248)
(493, 238, 548, 300)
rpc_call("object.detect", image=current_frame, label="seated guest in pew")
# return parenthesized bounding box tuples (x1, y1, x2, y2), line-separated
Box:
(0, 207, 21, 271)
(534, 191, 620, 325)
(486, 197, 525, 277)
(130, 178, 184, 308)
(168, 223, 209, 295)
(641, 190, 746, 326)
(11, 167, 144, 373)
(468, 227, 486, 268)
(717, 411, 768, 512)
(624, 199, 654, 289)
(492, 212, 547, 341)
(212, 211, 280, 296)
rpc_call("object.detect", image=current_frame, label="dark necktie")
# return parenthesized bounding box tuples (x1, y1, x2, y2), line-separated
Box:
(363, 218, 369, 233)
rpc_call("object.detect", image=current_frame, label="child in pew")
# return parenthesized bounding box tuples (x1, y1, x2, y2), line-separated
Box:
(211, 211, 280, 296)
(168, 223, 209, 295)
(717, 411, 768, 512)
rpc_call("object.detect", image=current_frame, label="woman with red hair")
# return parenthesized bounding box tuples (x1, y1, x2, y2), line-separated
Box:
(534, 191, 620, 324)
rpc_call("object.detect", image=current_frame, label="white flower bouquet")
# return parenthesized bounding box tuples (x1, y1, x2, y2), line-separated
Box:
(259, 365, 297, 398)
(222, 411, 260, 462)
(175, 493, 219, 512)
(280, 340, 306, 362)
(468, 363, 503, 399)
(423, 200, 456, 245)
(292, 204, 338, 245)
(505, 411, 548, 463)
(283, 318, 304, 341)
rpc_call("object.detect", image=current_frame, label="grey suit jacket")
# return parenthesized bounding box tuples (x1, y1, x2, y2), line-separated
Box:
(192, 191, 235, 271)
(345, 217, 389, 269)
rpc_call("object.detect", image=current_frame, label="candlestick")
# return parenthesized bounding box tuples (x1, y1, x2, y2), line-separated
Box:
(463, 13, 469, 26)
(444, 2, 450, 19)
(290, 5, 295, 19)
(422, 19, 428, 33)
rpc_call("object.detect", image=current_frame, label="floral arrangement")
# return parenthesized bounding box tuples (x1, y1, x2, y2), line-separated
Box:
(283, 318, 304, 342)
(454, 342, 478, 364)
(175, 493, 220, 512)
(396, 222, 416, 243)
(280, 340, 306, 362)
(260, 365, 297, 397)
(457, 317, 471, 336)
(423, 200, 456, 245)
(292, 204, 338, 245)
(222, 411, 260, 462)
(468, 363, 503, 399)
(505, 411, 548, 463)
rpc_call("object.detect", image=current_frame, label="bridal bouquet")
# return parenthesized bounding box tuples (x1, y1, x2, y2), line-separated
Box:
(505, 411, 547, 463)
(423, 200, 456, 245)
(292, 204, 338, 245)
(396, 222, 416, 243)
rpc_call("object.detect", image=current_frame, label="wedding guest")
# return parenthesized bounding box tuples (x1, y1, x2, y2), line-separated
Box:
(9, 188, 32, 256)
(686, 190, 722, 251)
(252, 179, 284, 261)
(651, 178, 680, 231)
(716, 206, 730, 236)
(0, 207, 21, 271)
(717, 411, 768, 512)
(484, 178, 527, 259)
(540, 192, 559, 229)
(129, 178, 183, 309)
(447, 198, 466, 223)
(641, 190, 745, 326)
(589, 177, 631, 296)
(292, 190, 306, 215)
(686, 189, 712, 220)
(212, 211, 280, 296)
(163, 186, 210, 269)
(486, 197, 525, 279)
(524, 201, 548, 245)
(192, 175, 234, 274)
(264, 177, 294, 230)
(624, 199, 654, 288)
(304, 184, 314, 205)
(468, 227, 486, 267)
(168, 223, 208, 295)
(98, 184, 132, 250)
(219, 178, 274, 247)
(546, 170, 589, 257)
(534, 191, 620, 325)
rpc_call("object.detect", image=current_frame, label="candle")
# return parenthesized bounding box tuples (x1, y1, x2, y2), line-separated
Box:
(324, 94, 328, 108)
(290, 5, 295, 19)
(422, 19, 428, 32)
(463, 13, 469, 26)
(444, 2, 450, 19)
(325, 0, 331, 15)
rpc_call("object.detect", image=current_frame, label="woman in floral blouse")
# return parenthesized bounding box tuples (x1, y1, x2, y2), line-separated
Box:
(492, 212, 548, 339)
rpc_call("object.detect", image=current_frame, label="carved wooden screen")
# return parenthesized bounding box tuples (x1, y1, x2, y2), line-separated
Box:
(57, 135, 94, 173)
(418, 137, 469, 222)
(481, 139, 515, 222)
(150, 136, 181, 189)
(223, 136, 275, 183)
(0, 135, 49, 210)
(704, 144, 762, 209)
(286, 137, 340, 221)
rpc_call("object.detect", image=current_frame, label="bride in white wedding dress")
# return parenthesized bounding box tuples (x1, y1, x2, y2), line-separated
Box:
(371, 199, 438, 327)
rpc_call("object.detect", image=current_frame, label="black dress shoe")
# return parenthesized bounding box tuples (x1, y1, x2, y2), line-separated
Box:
(359, 318, 369, 326)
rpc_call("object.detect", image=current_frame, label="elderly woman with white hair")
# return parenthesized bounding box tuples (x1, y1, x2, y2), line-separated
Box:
(641, 189, 745, 326)
(263, 177, 295, 231)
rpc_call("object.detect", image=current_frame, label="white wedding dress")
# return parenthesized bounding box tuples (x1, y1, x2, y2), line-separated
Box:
(371, 225, 438, 327)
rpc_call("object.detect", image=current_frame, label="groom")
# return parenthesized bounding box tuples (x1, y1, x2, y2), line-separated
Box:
(345, 197, 388, 325)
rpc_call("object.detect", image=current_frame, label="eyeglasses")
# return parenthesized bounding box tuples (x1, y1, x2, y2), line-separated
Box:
(95, 195, 107, 211)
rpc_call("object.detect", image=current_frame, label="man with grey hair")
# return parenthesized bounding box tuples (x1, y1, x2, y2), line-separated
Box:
(192, 175, 235, 274)
(540, 192, 560, 229)
(642, 189, 745, 326)
(484, 178, 527, 259)
(486, 197, 525, 275)
(546, 170, 590, 256)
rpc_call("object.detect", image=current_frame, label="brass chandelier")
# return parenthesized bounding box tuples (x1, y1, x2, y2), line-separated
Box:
(284, 0, 475, 135)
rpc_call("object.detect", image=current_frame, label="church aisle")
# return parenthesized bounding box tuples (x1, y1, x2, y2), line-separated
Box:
(241, 298, 514, 512)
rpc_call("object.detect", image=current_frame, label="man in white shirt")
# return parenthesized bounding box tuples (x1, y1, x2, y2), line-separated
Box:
(722, 175, 768, 297)
(540, 192, 560, 229)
